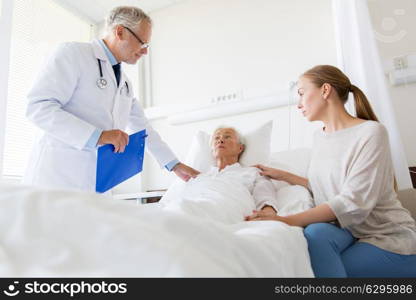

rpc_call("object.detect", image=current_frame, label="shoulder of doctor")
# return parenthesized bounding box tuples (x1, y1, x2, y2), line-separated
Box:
(51, 41, 90, 58)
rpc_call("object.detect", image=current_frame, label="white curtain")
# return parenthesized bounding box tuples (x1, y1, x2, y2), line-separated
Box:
(332, 0, 412, 190)
(0, 0, 14, 177)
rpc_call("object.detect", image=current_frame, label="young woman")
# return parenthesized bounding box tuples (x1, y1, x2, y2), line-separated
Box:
(246, 65, 416, 277)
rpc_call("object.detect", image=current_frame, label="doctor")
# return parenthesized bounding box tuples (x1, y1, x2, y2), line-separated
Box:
(23, 6, 199, 192)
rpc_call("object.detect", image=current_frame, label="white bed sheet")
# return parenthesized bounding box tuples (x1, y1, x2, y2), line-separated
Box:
(0, 183, 313, 277)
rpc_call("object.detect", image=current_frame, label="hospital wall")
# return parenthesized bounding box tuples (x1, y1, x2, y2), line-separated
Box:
(139, 0, 337, 191)
(368, 0, 416, 167)
(135, 0, 416, 192)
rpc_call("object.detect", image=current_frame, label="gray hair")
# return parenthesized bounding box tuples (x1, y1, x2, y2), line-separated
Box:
(212, 127, 246, 145)
(106, 6, 152, 31)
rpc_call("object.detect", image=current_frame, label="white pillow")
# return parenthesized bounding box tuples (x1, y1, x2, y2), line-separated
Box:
(184, 121, 273, 173)
(275, 185, 314, 216)
(160, 122, 273, 205)
(270, 148, 311, 177)
(268, 148, 311, 190)
(183, 131, 215, 173)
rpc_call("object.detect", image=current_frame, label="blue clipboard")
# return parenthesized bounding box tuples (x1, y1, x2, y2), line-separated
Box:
(96, 130, 147, 193)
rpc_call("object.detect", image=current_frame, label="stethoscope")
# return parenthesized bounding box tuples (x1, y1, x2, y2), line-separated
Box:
(96, 59, 129, 95)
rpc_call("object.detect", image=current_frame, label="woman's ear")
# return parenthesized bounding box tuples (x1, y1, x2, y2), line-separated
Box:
(322, 83, 332, 100)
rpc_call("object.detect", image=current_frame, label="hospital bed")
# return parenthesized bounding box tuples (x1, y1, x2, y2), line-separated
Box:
(0, 145, 318, 277)
(1, 147, 414, 277)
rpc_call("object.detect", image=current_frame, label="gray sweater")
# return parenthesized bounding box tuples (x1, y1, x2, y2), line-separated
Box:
(308, 121, 416, 255)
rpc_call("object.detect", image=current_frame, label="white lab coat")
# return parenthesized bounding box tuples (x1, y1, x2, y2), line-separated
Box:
(23, 39, 176, 192)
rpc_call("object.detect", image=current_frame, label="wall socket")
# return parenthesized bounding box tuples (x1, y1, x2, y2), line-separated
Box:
(210, 91, 242, 104)
(393, 56, 408, 70)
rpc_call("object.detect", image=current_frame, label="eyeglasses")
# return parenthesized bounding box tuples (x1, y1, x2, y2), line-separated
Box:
(123, 26, 150, 49)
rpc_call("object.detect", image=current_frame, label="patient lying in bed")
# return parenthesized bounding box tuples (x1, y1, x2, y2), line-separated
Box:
(161, 127, 280, 224)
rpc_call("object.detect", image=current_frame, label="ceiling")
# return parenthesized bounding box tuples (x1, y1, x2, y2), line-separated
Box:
(53, 0, 187, 24)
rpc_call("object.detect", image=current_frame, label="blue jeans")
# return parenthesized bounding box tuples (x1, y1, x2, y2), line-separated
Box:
(304, 223, 416, 277)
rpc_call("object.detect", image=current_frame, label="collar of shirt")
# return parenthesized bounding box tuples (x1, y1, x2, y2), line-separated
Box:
(210, 162, 241, 174)
(98, 39, 119, 66)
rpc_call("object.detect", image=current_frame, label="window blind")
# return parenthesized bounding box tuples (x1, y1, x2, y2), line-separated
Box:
(2, 0, 92, 178)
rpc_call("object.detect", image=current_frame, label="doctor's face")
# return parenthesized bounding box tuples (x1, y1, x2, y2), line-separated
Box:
(296, 76, 327, 122)
(211, 128, 244, 160)
(117, 21, 152, 64)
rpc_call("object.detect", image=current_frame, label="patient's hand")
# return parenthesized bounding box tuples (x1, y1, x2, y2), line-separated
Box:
(173, 163, 200, 182)
(261, 205, 277, 216)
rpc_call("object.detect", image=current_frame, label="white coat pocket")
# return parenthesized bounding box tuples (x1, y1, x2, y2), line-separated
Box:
(34, 146, 96, 191)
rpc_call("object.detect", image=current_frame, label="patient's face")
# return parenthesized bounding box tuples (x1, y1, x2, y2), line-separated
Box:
(211, 128, 244, 159)
(297, 77, 326, 122)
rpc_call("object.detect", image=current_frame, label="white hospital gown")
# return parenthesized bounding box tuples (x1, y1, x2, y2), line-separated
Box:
(162, 163, 278, 224)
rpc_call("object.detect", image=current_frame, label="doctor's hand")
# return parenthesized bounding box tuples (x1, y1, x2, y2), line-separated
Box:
(98, 130, 129, 153)
(173, 163, 200, 182)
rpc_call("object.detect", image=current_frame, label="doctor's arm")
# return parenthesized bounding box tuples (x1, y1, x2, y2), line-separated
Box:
(127, 98, 199, 180)
(172, 163, 200, 181)
(26, 43, 98, 150)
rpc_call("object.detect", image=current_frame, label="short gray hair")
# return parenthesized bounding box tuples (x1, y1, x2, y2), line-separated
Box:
(212, 127, 245, 145)
(106, 6, 152, 31)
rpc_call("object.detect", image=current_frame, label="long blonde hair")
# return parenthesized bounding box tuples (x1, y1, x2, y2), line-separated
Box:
(302, 65, 398, 191)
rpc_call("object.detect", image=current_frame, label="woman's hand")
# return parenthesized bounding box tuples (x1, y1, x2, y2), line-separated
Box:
(253, 164, 309, 188)
(245, 210, 296, 226)
(253, 164, 288, 181)
(246, 204, 337, 228)
(245, 206, 277, 220)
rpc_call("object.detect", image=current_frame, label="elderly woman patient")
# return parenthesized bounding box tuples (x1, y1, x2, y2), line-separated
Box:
(161, 128, 279, 224)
